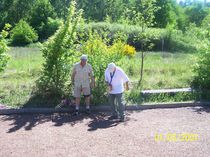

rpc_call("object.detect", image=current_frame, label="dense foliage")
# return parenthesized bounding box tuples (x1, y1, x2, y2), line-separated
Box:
(0, 24, 11, 72)
(1, 0, 210, 31)
(11, 20, 38, 46)
(193, 44, 210, 91)
(38, 1, 82, 95)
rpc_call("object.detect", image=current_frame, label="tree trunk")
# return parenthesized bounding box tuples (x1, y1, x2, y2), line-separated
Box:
(138, 50, 144, 88)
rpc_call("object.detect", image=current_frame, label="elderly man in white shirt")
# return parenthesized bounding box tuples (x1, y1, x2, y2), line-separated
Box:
(105, 63, 129, 122)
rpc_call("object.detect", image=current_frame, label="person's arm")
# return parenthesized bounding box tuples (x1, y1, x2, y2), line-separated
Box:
(105, 70, 109, 85)
(105, 70, 112, 92)
(120, 68, 129, 91)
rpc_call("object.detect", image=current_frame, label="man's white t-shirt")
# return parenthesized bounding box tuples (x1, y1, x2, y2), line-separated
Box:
(105, 67, 129, 94)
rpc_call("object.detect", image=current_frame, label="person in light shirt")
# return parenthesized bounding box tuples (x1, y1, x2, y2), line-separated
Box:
(71, 54, 95, 115)
(105, 63, 129, 122)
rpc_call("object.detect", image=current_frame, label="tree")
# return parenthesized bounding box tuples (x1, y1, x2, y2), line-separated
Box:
(185, 2, 210, 26)
(175, 4, 188, 30)
(50, 0, 71, 19)
(103, 0, 125, 22)
(38, 0, 82, 95)
(129, 0, 158, 87)
(29, 0, 57, 40)
(77, 0, 106, 21)
(154, 0, 176, 28)
(76, 0, 127, 22)
(2, 0, 34, 26)
(0, 0, 35, 29)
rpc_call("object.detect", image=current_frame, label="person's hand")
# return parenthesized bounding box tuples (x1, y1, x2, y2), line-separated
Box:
(107, 85, 112, 92)
(126, 86, 129, 91)
(125, 83, 129, 91)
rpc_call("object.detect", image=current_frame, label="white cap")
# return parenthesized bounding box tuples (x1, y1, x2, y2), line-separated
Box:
(80, 54, 88, 60)
(108, 63, 116, 72)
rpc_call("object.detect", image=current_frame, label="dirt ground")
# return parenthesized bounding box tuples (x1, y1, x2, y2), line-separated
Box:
(0, 106, 210, 157)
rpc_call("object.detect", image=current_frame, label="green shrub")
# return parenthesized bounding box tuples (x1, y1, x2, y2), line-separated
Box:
(80, 22, 202, 52)
(167, 29, 196, 52)
(38, 1, 82, 96)
(11, 20, 38, 46)
(192, 44, 210, 91)
(188, 25, 209, 91)
(0, 24, 11, 72)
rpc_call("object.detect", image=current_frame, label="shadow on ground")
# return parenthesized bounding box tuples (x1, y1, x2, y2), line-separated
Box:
(0, 112, 133, 133)
(191, 105, 210, 114)
(22, 93, 61, 108)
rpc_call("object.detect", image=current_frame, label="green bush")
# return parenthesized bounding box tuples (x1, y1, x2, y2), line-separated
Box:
(167, 29, 196, 52)
(0, 24, 11, 72)
(192, 44, 210, 91)
(165, 23, 209, 52)
(11, 20, 38, 46)
(80, 22, 201, 52)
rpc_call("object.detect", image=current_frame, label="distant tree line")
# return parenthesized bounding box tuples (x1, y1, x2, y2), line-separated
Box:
(0, 0, 209, 41)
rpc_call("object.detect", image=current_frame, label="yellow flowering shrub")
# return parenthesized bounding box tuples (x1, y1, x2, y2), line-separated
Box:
(109, 41, 136, 57)
(78, 31, 136, 104)
(108, 41, 124, 56)
(123, 44, 136, 57)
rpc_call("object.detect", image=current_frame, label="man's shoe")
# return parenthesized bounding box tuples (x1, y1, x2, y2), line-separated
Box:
(85, 109, 91, 115)
(73, 110, 80, 116)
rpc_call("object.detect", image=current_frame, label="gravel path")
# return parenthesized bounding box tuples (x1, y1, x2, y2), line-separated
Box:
(0, 106, 210, 157)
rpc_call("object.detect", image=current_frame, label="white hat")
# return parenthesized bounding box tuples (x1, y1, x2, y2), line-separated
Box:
(108, 63, 116, 72)
(80, 54, 88, 60)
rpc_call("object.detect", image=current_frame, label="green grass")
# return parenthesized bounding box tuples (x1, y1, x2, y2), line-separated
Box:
(0, 47, 198, 108)
(120, 52, 196, 89)
(0, 47, 43, 108)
